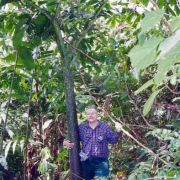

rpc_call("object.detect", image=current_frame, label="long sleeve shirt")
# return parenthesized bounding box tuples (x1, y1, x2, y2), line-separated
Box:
(78, 121, 122, 158)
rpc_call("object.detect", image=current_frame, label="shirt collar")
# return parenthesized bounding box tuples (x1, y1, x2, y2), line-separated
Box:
(85, 120, 102, 129)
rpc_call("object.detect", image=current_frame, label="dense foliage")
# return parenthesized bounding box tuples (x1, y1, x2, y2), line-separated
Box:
(0, 0, 179, 179)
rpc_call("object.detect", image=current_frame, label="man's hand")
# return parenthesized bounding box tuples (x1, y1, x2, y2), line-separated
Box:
(115, 122, 123, 132)
(63, 140, 74, 150)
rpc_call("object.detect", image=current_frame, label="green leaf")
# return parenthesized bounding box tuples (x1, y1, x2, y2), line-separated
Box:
(18, 46, 34, 70)
(157, 0, 166, 8)
(38, 161, 47, 173)
(138, 32, 145, 46)
(143, 88, 163, 116)
(128, 37, 163, 71)
(158, 29, 180, 60)
(1, 54, 16, 62)
(154, 41, 180, 84)
(47, 0, 57, 13)
(34, 14, 48, 27)
(57, 149, 68, 160)
(13, 29, 24, 47)
(141, 0, 149, 6)
(135, 79, 154, 95)
(12, 18, 28, 47)
(141, 9, 164, 33)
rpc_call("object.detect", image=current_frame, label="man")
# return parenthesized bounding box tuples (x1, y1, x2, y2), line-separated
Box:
(63, 105, 123, 180)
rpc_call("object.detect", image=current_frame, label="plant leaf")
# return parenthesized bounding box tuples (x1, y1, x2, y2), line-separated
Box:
(5, 141, 12, 158)
(12, 140, 18, 154)
(141, 9, 164, 33)
(18, 46, 35, 70)
(42, 120, 53, 131)
(143, 88, 163, 116)
(135, 79, 154, 95)
(158, 29, 180, 60)
(128, 37, 163, 71)
(154, 42, 180, 85)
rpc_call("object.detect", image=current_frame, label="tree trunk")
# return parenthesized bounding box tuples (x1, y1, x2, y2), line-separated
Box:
(63, 53, 82, 180)
(53, 21, 82, 180)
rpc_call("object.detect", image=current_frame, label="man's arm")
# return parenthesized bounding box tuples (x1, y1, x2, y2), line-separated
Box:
(106, 123, 123, 144)
(63, 124, 83, 149)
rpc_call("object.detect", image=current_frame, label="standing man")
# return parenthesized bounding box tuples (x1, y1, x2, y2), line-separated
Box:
(63, 105, 123, 180)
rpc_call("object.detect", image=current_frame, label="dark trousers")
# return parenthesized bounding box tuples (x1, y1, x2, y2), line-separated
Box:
(81, 157, 109, 180)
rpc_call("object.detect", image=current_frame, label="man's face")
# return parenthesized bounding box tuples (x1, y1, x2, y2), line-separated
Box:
(86, 108, 98, 123)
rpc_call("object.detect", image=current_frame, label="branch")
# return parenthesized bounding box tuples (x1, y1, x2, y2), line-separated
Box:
(150, 0, 173, 34)
(106, 113, 168, 165)
(74, 1, 106, 47)
(52, 20, 66, 59)
(55, 0, 61, 19)
(165, 83, 180, 95)
(23, 0, 66, 57)
(64, 38, 102, 65)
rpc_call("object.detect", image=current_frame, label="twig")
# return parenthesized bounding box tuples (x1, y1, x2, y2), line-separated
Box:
(127, 124, 155, 129)
(124, 78, 155, 128)
(114, 100, 148, 138)
(106, 113, 168, 165)
(165, 83, 180, 95)
(64, 38, 102, 65)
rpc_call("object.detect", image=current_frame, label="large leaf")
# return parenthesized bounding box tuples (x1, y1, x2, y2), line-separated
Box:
(154, 41, 180, 84)
(157, 0, 167, 8)
(18, 46, 34, 70)
(141, 9, 164, 33)
(34, 14, 47, 27)
(135, 79, 154, 95)
(0, 56, 24, 69)
(143, 88, 163, 116)
(158, 29, 180, 60)
(128, 37, 163, 71)
(2, 54, 16, 62)
(12, 17, 28, 47)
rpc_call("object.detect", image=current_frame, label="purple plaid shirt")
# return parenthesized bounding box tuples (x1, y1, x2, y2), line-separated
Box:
(78, 121, 122, 158)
